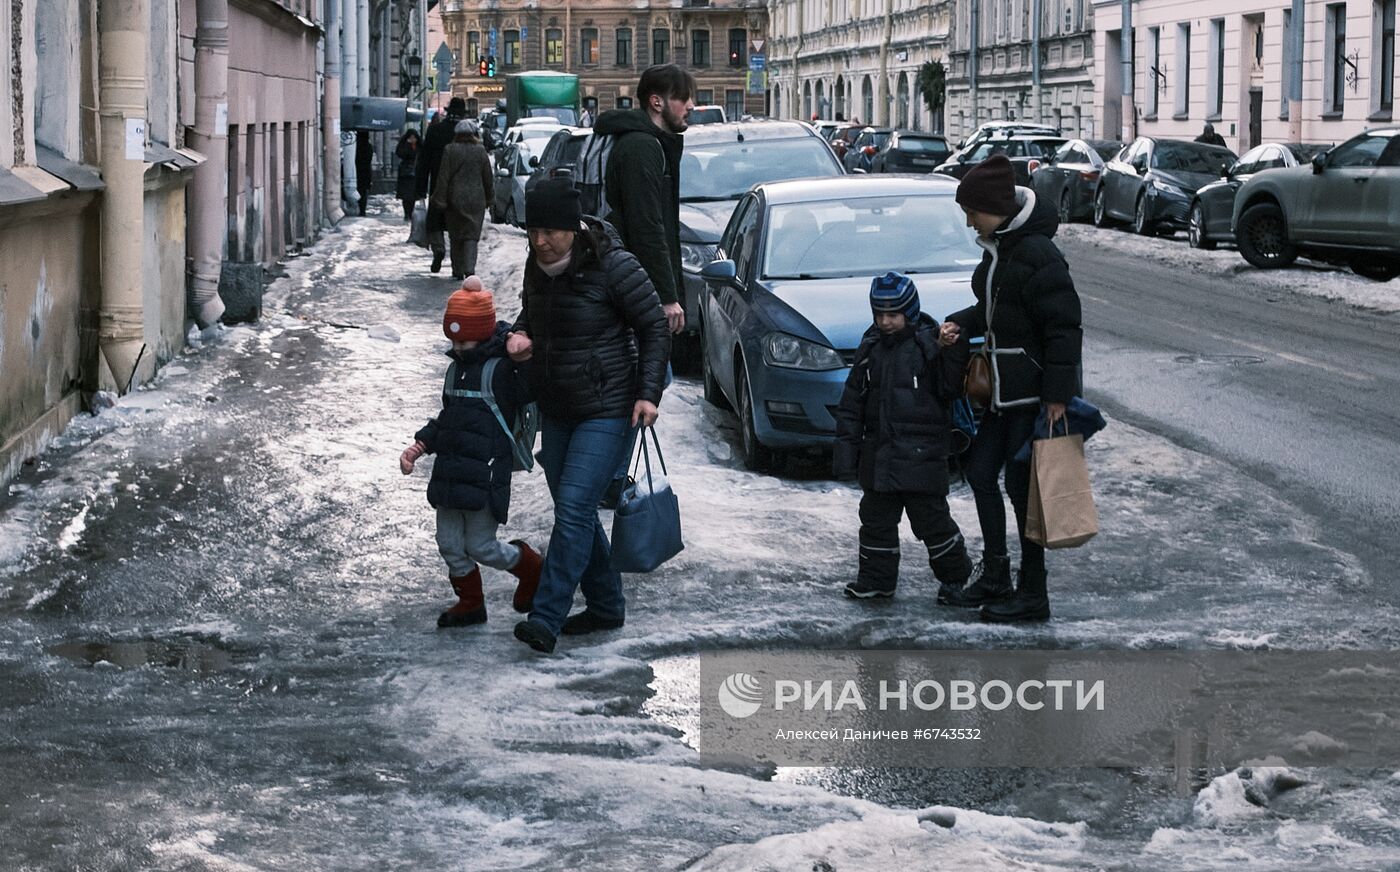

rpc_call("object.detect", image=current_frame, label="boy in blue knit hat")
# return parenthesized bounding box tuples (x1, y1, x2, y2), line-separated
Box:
(832, 271, 973, 602)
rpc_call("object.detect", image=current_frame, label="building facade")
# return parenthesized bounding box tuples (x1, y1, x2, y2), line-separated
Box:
(944, 0, 1097, 143)
(439, 0, 769, 121)
(767, 0, 952, 132)
(1094, 0, 1398, 155)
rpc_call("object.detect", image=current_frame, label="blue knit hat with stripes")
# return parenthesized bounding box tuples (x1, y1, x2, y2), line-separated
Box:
(869, 271, 920, 322)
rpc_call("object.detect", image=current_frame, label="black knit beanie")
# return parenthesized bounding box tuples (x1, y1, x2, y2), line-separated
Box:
(956, 154, 1018, 216)
(524, 179, 583, 231)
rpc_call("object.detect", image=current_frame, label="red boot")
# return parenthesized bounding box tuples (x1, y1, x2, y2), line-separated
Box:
(509, 540, 543, 614)
(438, 569, 486, 628)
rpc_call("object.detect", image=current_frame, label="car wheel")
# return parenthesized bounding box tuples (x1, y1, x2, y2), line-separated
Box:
(737, 364, 781, 474)
(1058, 189, 1072, 224)
(1236, 202, 1299, 269)
(1093, 187, 1112, 227)
(700, 327, 731, 410)
(1133, 194, 1154, 235)
(1349, 257, 1400, 281)
(505, 201, 519, 227)
(1188, 201, 1216, 250)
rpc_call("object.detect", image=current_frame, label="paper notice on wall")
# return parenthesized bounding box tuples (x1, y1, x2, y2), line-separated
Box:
(126, 118, 146, 161)
(214, 103, 229, 137)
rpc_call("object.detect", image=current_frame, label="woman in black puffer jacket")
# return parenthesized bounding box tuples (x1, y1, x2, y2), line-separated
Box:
(943, 155, 1083, 625)
(506, 179, 670, 653)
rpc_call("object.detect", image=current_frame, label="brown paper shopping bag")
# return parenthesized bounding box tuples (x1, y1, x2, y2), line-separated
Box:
(1026, 432, 1098, 549)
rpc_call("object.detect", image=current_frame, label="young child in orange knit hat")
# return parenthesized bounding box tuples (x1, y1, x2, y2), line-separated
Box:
(400, 276, 542, 628)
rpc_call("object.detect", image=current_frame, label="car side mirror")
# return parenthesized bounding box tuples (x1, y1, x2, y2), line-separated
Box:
(529, 155, 540, 169)
(851, 167, 868, 174)
(1311, 152, 1327, 174)
(1221, 162, 1232, 178)
(700, 259, 738, 283)
(496, 167, 511, 178)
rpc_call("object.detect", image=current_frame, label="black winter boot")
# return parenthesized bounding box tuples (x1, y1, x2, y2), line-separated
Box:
(941, 554, 1012, 608)
(930, 535, 974, 605)
(980, 566, 1051, 623)
(513, 620, 557, 653)
(430, 247, 445, 273)
(845, 541, 900, 599)
(561, 609, 625, 635)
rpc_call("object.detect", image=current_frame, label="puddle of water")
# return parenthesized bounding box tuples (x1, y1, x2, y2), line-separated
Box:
(47, 638, 250, 674)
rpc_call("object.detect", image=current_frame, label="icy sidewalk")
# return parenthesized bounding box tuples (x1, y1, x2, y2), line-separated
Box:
(2, 207, 1399, 870)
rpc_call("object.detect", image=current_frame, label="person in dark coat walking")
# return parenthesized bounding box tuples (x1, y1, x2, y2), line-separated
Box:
(354, 130, 374, 216)
(834, 272, 973, 602)
(400, 282, 543, 628)
(1194, 123, 1228, 147)
(504, 179, 670, 654)
(942, 155, 1083, 623)
(416, 97, 468, 272)
(394, 128, 420, 221)
(592, 64, 695, 505)
(431, 120, 494, 280)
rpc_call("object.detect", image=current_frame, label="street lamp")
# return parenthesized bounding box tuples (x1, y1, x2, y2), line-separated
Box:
(403, 53, 423, 96)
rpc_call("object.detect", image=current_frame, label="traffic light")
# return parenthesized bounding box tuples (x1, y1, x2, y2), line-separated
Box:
(486, 55, 497, 78)
(478, 57, 488, 77)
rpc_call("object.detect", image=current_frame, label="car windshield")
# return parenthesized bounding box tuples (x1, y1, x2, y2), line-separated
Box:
(680, 138, 842, 200)
(1089, 141, 1122, 161)
(895, 137, 949, 156)
(690, 108, 725, 124)
(763, 195, 982, 279)
(1152, 142, 1234, 172)
(526, 107, 577, 125)
(518, 127, 558, 144)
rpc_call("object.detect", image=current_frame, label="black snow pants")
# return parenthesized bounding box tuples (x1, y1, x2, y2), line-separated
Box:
(857, 490, 970, 592)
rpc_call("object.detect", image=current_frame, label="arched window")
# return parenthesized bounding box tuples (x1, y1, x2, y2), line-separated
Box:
(835, 77, 846, 119)
(861, 75, 873, 124)
(803, 81, 813, 120)
(815, 80, 825, 119)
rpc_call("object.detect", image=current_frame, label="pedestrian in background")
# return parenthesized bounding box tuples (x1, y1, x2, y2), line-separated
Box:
(1195, 123, 1227, 147)
(416, 96, 468, 273)
(942, 155, 1083, 623)
(400, 280, 544, 629)
(592, 64, 694, 507)
(431, 120, 494, 281)
(354, 130, 374, 217)
(394, 128, 421, 222)
(504, 179, 670, 655)
(834, 271, 973, 603)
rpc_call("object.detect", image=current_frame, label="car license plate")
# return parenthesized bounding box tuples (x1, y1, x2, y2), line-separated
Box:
(913, 159, 936, 166)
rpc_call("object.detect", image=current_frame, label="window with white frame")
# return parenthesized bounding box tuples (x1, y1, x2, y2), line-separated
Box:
(1147, 26, 1161, 117)
(1207, 18, 1225, 119)
(1280, 8, 1293, 118)
(1325, 3, 1347, 114)
(1175, 22, 1191, 116)
(35, 0, 80, 159)
(1375, 0, 1396, 114)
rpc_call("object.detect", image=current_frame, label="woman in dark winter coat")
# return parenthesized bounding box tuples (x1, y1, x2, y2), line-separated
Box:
(504, 178, 671, 654)
(431, 120, 494, 280)
(942, 154, 1083, 624)
(394, 129, 420, 221)
(354, 130, 374, 217)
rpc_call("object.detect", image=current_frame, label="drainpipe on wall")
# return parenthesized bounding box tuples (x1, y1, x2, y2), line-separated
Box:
(1120, 0, 1134, 141)
(324, 0, 345, 224)
(970, 0, 980, 127)
(187, 0, 229, 329)
(98, 0, 150, 391)
(358, 0, 370, 96)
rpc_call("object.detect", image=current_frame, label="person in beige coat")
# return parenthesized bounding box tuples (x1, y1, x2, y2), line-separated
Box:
(431, 120, 495, 280)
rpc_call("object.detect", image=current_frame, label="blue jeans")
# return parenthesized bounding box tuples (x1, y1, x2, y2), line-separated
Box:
(529, 415, 633, 635)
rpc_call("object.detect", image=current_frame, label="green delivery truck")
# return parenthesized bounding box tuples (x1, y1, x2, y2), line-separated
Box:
(504, 71, 580, 127)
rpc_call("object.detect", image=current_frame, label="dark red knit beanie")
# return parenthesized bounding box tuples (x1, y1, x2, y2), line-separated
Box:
(956, 154, 1018, 216)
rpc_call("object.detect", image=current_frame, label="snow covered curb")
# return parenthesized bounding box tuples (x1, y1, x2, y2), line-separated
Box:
(1057, 224, 1400, 313)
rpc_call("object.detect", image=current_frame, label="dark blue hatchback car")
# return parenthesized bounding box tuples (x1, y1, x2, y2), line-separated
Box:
(697, 175, 981, 472)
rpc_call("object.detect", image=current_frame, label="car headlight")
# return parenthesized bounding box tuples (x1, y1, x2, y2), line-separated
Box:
(763, 332, 845, 371)
(1150, 178, 1188, 197)
(680, 242, 719, 272)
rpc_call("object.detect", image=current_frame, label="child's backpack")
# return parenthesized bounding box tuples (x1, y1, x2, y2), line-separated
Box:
(574, 132, 616, 219)
(443, 358, 539, 472)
